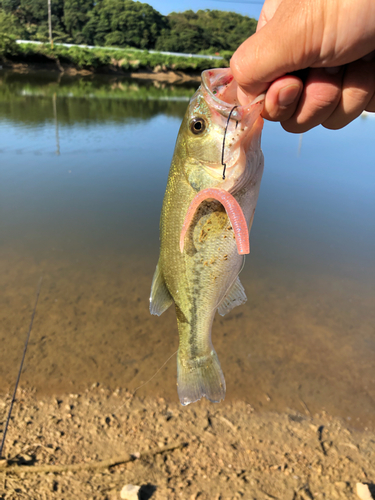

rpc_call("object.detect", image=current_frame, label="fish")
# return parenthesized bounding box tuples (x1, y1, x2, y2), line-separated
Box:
(150, 68, 265, 406)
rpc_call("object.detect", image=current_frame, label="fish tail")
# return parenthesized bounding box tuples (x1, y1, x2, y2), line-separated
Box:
(177, 349, 226, 406)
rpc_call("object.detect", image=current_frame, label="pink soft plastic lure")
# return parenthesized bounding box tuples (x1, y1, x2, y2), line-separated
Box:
(180, 188, 250, 255)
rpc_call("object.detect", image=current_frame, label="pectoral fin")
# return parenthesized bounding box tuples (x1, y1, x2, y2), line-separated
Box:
(217, 277, 247, 317)
(149, 261, 173, 316)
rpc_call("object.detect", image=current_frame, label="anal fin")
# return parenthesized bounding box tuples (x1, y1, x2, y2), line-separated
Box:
(217, 277, 247, 317)
(149, 261, 173, 316)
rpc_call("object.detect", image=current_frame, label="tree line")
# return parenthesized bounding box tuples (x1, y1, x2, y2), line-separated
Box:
(0, 0, 257, 54)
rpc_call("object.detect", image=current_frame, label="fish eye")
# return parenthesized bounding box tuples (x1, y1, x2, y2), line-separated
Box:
(190, 117, 206, 135)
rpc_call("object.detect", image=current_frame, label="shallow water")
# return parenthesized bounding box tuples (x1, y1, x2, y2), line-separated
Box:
(0, 71, 374, 429)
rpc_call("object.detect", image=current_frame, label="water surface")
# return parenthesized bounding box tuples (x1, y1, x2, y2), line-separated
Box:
(0, 72, 374, 429)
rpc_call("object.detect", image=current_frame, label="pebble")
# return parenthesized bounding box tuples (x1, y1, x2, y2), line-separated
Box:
(335, 481, 347, 489)
(356, 483, 375, 500)
(120, 484, 141, 500)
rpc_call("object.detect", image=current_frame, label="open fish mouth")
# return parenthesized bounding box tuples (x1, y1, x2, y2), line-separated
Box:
(201, 68, 240, 119)
(201, 68, 265, 121)
(202, 68, 264, 187)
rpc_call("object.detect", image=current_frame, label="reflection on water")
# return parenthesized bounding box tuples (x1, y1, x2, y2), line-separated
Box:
(0, 72, 374, 429)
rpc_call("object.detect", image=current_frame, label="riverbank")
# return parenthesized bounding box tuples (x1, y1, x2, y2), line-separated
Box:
(0, 40, 226, 82)
(0, 61, 201, 83)
(1, 387, 374, 499)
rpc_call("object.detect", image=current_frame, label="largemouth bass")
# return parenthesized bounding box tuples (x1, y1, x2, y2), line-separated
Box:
(150, 68, 264, 406)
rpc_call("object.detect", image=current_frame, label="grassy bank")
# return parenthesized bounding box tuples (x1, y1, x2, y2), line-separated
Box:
(0, 35, 229, 75)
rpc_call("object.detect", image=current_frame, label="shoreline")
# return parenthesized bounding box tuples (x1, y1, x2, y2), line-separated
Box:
(0, 60, 203, 83)
(1, 387, 374, 499)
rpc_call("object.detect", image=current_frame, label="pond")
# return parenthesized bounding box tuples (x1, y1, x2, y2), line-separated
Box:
(0, 71, 374, 429)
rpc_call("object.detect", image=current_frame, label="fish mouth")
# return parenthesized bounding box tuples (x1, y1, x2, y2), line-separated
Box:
(200, 68, 264, 193)
(201, 68, 265, 123)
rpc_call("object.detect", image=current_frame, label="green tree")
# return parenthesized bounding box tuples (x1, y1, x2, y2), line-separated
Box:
(0, 10, 25, 37)
(94, 0, 167, 49)
(63, 0, 94, 44)
(0, 1, 257, 53)
(156, 14, 211, 53)
(0, 0, 21, 14)
(157, 9, 257, 54)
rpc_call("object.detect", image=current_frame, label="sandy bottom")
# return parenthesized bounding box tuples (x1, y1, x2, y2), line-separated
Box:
(1, 387, 375, 500)
(1, 245, 374, 431)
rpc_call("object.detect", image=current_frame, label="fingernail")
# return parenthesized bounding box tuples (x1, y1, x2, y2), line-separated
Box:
(325, 66, 341, 75)
(278, 84, 301, 107)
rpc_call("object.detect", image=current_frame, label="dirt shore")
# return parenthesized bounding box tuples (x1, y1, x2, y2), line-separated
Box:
(1, 387, 374, 500)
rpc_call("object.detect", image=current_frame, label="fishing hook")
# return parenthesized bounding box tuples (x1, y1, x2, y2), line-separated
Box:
(221, 105, 238, 180)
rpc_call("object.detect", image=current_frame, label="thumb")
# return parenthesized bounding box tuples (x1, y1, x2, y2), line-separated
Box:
(230, 3, 319, 102)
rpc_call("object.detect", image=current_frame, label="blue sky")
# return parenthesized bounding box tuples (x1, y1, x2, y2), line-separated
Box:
(146, 0, 264, 19)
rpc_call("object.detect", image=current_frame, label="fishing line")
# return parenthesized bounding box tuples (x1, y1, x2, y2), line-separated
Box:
(111, 350, 178, 414)
(133, 350, 177, 396)
(0, 277, 43, 459)
(221, 105, 238, 180)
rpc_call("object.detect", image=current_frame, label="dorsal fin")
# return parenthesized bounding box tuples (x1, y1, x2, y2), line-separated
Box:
(217, 277, 247, 317)
(149, 261, 173, 316)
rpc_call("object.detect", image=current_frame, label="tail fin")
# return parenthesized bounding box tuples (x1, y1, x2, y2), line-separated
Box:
(177, 349, 226, 406)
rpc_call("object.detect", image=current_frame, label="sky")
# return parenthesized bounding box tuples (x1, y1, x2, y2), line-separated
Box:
(146, 0, 264, 19)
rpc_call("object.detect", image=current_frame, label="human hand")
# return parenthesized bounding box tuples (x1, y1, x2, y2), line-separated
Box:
(230, 0, 375, 132)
